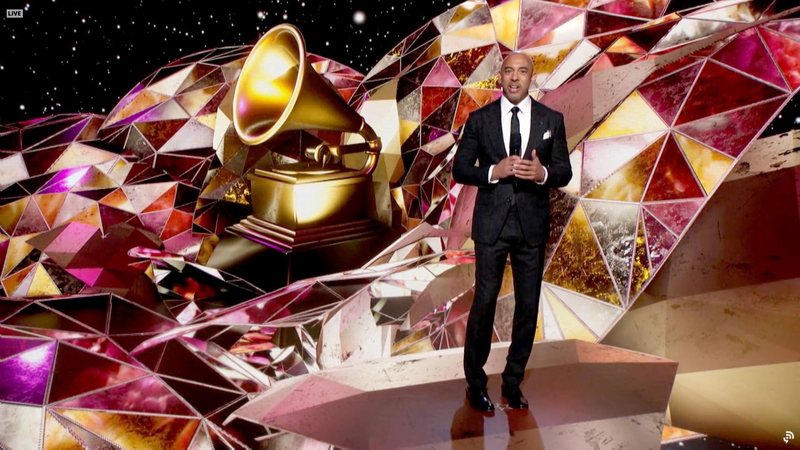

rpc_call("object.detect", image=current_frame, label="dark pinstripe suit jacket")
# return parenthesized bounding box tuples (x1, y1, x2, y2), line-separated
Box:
(453, 98, 572, 246)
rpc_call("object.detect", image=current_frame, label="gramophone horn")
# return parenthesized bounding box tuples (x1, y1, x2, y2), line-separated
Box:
(233, 24, 380, 174)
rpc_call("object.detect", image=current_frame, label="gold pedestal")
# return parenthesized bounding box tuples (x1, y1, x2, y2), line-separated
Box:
(227, 164, 379, 252)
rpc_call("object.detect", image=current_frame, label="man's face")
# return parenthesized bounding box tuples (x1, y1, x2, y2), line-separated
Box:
(499, 53, 533, 104)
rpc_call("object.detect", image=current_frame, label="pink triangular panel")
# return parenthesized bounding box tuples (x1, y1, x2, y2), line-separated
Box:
(644, 199, 703, 236)
(643, 209, 677, 271)
(712, 28, 788, 90)
(66, 267, 105, 286)
(675, 97, 786, 157)
(14, 200, 49, 235)
(423, 58, 461, 87)
(759, 27, 800, 90)
(676, 61, 785, 125)
(0, 337, 50, 360)
(764, 20, 800, 41)
(48, 343, 149, 403)
(139, 210, 173, 236)
(638, 62, 703, 126)
(518, 1, 583, 49)
(56, 376, 195, 416)
(0, 342, 55, 405)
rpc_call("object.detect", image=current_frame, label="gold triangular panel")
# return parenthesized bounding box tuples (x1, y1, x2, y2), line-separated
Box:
(629, 211, 651, 304)
(588, 91, 668, 141)
(585, 134, 664, 202)
(674, 132, 734, 196)
(543, 203, 621, 306)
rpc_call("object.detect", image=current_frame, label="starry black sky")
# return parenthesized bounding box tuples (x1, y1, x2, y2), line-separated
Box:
(1, 0, 797, 135)
(0, 0, 450, 123)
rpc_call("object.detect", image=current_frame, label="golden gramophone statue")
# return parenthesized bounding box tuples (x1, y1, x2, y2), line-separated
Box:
(228, 24, 382, 251)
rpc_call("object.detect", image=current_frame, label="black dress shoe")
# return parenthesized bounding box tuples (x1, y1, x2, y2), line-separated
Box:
(501, 385, 529, 409)
(465, 387, 495, 413)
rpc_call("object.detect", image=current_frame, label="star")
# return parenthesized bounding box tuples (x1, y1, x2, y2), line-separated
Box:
(353, 10, 366, 25)
(0, 1, 456, 122)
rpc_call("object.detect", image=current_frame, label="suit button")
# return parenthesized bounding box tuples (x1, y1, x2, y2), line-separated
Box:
(506, 198, 511, 203)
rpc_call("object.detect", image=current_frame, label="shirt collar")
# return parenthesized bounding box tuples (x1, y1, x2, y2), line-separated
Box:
(500, 94, 532, 116)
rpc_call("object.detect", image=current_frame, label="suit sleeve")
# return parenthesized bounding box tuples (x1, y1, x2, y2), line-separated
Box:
(542, 112, 572, 188)
(452, 112, 491, 187)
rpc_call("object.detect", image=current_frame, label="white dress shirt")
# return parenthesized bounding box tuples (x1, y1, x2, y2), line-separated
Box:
(488, 95, 548, 184)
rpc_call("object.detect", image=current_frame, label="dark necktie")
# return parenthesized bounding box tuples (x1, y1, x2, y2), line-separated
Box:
(510, 106, 521, 157)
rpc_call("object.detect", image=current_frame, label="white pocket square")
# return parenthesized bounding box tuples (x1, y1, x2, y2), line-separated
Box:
(542, 130, 552, 140)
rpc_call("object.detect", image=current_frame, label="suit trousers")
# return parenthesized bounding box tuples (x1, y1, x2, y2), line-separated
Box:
(464, 204, 546, 390)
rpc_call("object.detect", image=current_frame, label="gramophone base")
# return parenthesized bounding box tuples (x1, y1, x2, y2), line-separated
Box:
(228, 215, 379, 253)
(249, 168, 373, 233)
(209, 222, 397, 291)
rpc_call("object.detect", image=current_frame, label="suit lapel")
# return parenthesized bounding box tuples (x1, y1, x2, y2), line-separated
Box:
(486, 100, 505, 160)
(524, 100, 545, 160)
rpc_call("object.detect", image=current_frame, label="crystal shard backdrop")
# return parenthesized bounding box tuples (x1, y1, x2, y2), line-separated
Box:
(1, 0, 799, 448)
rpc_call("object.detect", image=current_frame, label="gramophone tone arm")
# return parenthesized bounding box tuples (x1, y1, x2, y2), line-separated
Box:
(304, 120, 382, 173)
(305, 139, 381, 165)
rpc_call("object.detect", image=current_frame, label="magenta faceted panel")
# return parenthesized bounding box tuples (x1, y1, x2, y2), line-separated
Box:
(106, 296, 179, 336)
(586, 11, 646, 38)
(625, 18, 681, 54)
(0, 294, 261, 445)
(675, 97, 787, 157)
(0, 336, 50, 359)
(47, 343, 149, 403)
(676, 60, 786, 125)
(148, 340, 241, 391)
(758, 27, 800, 90)
(42, 297, 110, 335)
(518, 0, 584, 49)
(57, 336, 139, 366)
(56, 376, 196, 416)
(712, 28, 788, 90)
(423, 59, 461, 88)
(0, 342, 55, 405)
(643, 199, 703, 237)
(642, 209, 677, 271)
(25, 222, 164, 299)
(591, 0, 668, 20)
(765, 20, 800, 41)
(638, 62, 703, 125)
